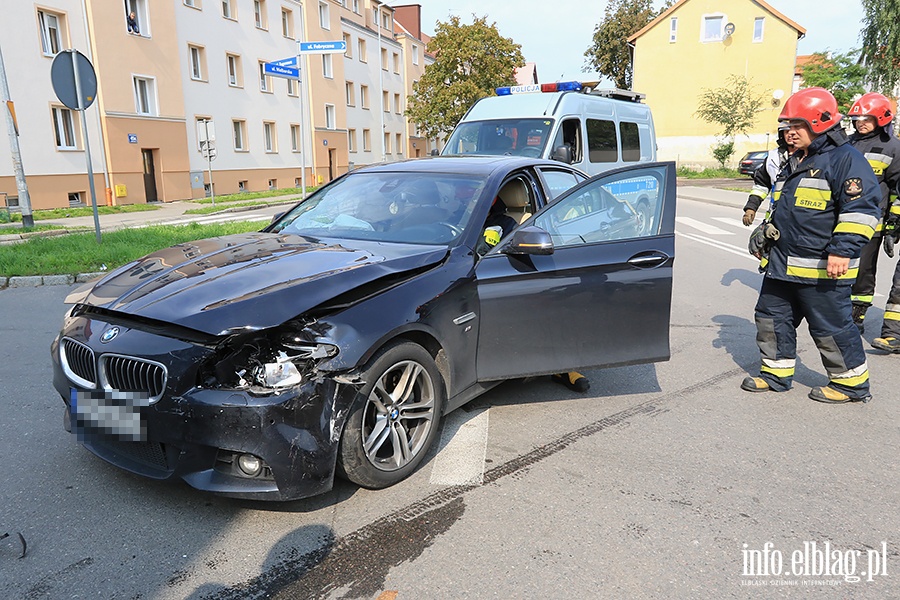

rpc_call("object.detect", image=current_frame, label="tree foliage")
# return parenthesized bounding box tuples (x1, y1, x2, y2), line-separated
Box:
(695, 75, 765, 166)
(406, 15, 524, 140)
(583, 0, 673, 89)
(799, 51, 867, 114)
(860, 0, 900, 94)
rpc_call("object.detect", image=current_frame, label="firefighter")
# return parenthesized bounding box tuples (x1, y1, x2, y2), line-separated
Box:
(741, 87, 882, 403)
(742, 125, 797, 226)
(872, 176, 900, 352)
(846, 92, 900, 333)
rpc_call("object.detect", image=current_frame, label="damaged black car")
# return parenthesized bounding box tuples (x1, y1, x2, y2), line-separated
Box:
(51, 156, 677, 500)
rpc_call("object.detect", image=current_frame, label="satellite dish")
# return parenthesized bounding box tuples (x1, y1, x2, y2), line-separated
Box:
(772, 89, 785, 100)
(723, 22, 735, 39)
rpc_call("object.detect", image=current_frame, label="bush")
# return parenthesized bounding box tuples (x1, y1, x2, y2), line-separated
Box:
(711, 141, 735, 169)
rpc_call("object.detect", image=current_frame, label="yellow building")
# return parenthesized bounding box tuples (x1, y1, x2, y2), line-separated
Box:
(628, 0, 805, 167)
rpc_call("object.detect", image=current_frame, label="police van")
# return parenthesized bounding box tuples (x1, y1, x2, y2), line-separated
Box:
(442, 81, 660, 232)
(442, 81, 657, 175)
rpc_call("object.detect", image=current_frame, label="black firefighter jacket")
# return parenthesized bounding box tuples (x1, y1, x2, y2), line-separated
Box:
(762, 128, 881, 286)
(848, 127, 900, 230)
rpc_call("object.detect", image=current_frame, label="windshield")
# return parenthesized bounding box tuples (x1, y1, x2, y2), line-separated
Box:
(270, 172, 486, 245)
(443, 118, 554, 158)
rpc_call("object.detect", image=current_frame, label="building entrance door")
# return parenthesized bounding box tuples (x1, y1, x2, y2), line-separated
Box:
(142, 149, 158, 202)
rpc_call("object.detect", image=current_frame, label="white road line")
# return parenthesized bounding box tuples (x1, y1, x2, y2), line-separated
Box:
(711, 216, 760, 230)
(677, 231, 760, 262)
(429, 408, 489, 486)
(675, 216, 734, 235)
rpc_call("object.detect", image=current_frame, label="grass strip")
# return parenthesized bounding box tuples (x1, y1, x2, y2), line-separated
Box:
(3, 203, 160, 222)
(0, 220, 267, 277)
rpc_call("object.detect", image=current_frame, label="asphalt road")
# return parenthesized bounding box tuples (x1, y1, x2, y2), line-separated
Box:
(0, 197, 897, 599)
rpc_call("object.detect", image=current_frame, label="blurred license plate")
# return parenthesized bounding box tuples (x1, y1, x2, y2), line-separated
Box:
(70, 388, 150, 441)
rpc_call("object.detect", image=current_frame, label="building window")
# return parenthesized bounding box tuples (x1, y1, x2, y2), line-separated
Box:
(701, 15, 724, 42)
(753, 17, 765, 42)
(384, 132, 391, 154)
(396, 133, 402, 155)
(318, 1, 329, 29)
(381, 11, 391, 30)
(360, 84, 369, 109)
(348, 128, 356, 152)
(222, 0, 234, 19)
(381, 48, 388, 70)
(282, 8, 293, 37)
(254, 0, 266, 29)
(412, 44, 418, 65)
(669, 17, 677, 43)
(226, 53, 242, 87)
(233, 119, 246, 150)
(352, 0, 359, 14)
(362, 128, 370, 151)
(294, 177, 301, 187)
(125, 0, 149, 36)
(264, 121, 276, 152)
(346, 81, 355, 106)
(238, 180, 247, 191)
(322, 53, 333, 78)
(183, 0, 198, 8)
(358, 38, 367, 62)
(290, 124, 300, 151)
(189, 45, 206, 81)
(392, 52, 399, 73)
(52, 106, 78, 149)
(287, 77, 298, 96)
(394, 93, 401, 114)
(68, 192, 84, 207)
(343, 33, 352, 57)
(259, 61, 271, 92)
(382, 90, 389, 113)
(38, 10, 63, 56)
(325, 104, 335, 129)
(268, 178, 277, 190)
(133, 76, 156, 115)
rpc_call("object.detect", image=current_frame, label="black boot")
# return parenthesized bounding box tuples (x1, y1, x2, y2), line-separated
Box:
(851, 304, 867, 334)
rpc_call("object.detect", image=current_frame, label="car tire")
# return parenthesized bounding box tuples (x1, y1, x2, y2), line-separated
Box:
(636, 201, 653, 236)
(338, 341, 445, 489)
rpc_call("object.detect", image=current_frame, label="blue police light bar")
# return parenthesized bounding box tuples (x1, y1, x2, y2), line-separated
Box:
(494, 81, 583, 96)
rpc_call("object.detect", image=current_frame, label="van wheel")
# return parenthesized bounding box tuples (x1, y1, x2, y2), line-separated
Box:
(338, 342, 444, 489)
(636, 201, 653, 236)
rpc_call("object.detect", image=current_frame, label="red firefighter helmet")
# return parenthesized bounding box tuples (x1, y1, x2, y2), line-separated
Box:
(849, 92, 894, 127)
(778, 87, 842, 134)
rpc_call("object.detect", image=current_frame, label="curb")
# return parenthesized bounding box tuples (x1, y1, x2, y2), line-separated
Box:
(2, 272, 103, 290)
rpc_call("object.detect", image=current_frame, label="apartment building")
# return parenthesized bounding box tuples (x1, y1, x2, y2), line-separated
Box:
(0, 0, 435, 210)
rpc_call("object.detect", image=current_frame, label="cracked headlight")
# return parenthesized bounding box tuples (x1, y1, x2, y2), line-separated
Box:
(255, 351, 304, 388)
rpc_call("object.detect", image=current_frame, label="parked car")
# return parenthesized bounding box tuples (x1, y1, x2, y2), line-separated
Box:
(739, 150, 768, 176)
(51, 156, 677, 501)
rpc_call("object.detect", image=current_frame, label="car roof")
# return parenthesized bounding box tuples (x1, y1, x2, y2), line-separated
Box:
(351, 155, 578, 177)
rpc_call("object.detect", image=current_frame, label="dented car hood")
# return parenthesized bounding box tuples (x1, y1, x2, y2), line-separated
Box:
(68, 232, 448, 335)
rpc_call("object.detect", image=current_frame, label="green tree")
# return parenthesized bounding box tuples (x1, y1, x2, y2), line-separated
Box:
(799, 51, 867, 114)
(695, 75, 766, 167)
(860, 0, 900, 94)
(405, 15, 524, 140)
(583, 0, 673, 89)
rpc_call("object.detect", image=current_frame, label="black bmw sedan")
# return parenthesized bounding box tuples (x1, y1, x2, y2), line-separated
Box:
(51, 156, 676, 500)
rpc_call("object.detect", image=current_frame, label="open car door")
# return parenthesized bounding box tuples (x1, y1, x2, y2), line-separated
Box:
(474, 161, 677, 381)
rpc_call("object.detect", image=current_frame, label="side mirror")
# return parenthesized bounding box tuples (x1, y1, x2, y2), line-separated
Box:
(502, 225, 554, 256)
(430, 148, 440, 156)
(270, 211, 285, 225)
(551, 145, 573, 164)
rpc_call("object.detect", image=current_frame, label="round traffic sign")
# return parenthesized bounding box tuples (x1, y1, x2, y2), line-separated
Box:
(51, 50, 97, 110)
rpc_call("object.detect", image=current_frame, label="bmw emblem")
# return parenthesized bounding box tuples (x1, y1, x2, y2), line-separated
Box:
(100, 326, 120, 343)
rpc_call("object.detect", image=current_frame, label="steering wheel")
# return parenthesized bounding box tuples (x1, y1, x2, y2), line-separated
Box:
(435, 221, 463, 236)
(519, 146, 542, 158)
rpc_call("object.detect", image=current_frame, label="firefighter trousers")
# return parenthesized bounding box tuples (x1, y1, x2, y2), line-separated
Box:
(850, 233, 882, 309)
(754, 277, 870, 398)
(880, 258, 900, 338)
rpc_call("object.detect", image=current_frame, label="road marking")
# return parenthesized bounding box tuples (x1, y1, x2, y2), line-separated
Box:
(711, 216, 760, 230)
(429, 408, 489, 486)
(677, 231, 760, 261)
(675, 216, 733, 235)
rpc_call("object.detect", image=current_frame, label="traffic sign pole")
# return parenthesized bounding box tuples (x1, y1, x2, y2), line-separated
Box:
(0, 42, 34, 228)
(72, 51, 101, 244)
(202, 119, 216, 206)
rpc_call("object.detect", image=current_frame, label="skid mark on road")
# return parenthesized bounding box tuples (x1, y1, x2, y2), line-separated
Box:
(205, 367, 746, 600)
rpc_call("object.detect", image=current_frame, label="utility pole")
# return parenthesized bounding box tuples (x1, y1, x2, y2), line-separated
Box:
(0, 41, 34, 228)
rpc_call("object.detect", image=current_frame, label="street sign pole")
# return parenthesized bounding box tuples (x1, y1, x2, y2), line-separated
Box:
(0, 42, 34, 228)
(203, 119, 215, 206)
(296, 11, 307, 200)
(72, 51, 101, 243)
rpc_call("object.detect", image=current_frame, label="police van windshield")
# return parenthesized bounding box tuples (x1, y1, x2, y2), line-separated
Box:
(443, 119, 554, 158)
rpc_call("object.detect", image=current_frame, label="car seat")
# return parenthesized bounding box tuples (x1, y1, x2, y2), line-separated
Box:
(497, 179, 532, 223)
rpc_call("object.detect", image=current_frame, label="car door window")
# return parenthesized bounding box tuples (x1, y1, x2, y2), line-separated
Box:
(537, 168, 584, 200)
(533, 165, 666, 246)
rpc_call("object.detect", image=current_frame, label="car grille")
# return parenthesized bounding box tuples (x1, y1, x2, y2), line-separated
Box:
(61, 338, 97, 387)
(98, 439, 169, 471)
(100, 354, 167, 402)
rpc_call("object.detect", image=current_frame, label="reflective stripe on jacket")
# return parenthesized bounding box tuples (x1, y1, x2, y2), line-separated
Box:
(763, 128, 881, 286)
(848, 129, 900, 227)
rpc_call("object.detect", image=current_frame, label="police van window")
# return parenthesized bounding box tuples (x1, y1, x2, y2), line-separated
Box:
(586, 119, 618, 163)
(620, 122, 641, 162)
(552, 118, 582, 163)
